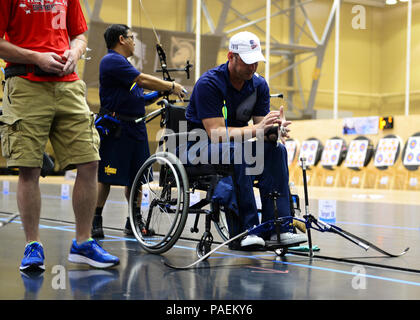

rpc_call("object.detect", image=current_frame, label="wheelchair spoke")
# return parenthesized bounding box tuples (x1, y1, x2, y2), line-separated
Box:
(128, 152, 189, 254)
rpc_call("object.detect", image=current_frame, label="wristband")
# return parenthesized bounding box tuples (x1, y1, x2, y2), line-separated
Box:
(144, 91, 159, 101)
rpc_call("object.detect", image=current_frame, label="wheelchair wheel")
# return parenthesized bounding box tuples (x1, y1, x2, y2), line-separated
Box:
(275, 248, 288, 257)
(128, 152, 189, 254)
(196, 232, 213, 259)
(211, 202, 230, 242)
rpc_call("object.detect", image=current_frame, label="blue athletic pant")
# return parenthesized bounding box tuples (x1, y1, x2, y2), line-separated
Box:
(185, 140, 291, 235)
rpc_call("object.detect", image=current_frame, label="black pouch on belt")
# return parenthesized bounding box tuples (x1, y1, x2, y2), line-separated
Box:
(94, 113, 122, 138)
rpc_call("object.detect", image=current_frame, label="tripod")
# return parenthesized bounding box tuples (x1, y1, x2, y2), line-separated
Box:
(164, 157, 409, 269)
(298, 157, 408, 259)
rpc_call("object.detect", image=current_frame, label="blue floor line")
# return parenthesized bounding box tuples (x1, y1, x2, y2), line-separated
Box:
(2, 208, 420, 232)
(2, 215, 420, 288)
(335, 220, 420, 231)
(172, 241, 420, 287)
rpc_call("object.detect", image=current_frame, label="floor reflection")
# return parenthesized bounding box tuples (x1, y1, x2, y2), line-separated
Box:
(20, 270, 44, 299)
(69, 269, 120, 299)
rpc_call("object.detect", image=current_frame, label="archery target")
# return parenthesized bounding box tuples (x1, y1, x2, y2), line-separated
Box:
(403, 136, 420, 166)
(321, 139, 343, 167)
(374, 138, 399, 167)
(344, 139, 369, 168)
(285, 139, 298, 166)
(299, 140, 319, 166)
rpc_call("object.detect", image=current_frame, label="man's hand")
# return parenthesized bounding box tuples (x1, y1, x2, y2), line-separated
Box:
(256, 110, 282, 134)
(58, 34, 86, 76)
(35, 52, 66, 74)
(59, 49, 80, 76)
(172, 82, 187, 101)
(258, 106, 292, 144)
(278, 106, 292, 144)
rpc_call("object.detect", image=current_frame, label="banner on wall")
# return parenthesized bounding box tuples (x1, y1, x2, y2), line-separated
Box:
(342, 116, 379, 135)
(83, 21, 222, 109)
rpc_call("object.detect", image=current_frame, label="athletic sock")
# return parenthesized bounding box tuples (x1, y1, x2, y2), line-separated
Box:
(95, 207, 104, 217)
(76, 238, 94, 246)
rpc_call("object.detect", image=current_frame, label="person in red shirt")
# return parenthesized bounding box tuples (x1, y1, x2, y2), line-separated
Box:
(0, 0, 119, 272)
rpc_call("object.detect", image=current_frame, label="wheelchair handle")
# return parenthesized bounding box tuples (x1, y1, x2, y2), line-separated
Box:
(135, 98, 188, 125)
(157, 98, 170, 108)
(135, 100, 170, 124)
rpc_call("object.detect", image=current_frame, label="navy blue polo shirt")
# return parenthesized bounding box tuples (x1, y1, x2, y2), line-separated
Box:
(99, 49, 147, 141)
(185, 61, 270, 130)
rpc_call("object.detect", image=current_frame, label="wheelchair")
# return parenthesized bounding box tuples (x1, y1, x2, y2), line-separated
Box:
(128, 99, 302, 259)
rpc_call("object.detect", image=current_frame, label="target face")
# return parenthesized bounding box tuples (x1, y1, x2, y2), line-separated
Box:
(321, 139, 343, 166)
(344, 140, 369, 168)
(285, 140, 297, 166)
(403, 137, 420, 166)
(299, 140, 319, 166)
(373, 138, 399, 167)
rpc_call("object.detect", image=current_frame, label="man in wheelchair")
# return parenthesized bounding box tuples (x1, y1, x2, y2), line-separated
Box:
(185, 31, 307, 250)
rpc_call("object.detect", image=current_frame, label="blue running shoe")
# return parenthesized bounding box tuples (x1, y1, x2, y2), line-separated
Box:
(68, 238, 119, 269)
(20, 242, 45, 272)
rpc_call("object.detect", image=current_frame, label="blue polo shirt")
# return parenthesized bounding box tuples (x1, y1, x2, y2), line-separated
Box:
(185, 61, 270, 130)
(99, 49, 147, 141)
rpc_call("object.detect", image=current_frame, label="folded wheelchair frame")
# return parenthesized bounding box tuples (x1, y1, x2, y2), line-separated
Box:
(164, 157, 409, 270)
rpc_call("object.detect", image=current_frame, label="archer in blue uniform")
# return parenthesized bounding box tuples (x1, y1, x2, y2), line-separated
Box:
(185, 31, 307, 249)
(92, 24, 186, 238)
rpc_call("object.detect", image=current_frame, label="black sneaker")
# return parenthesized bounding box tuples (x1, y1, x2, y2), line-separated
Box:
(124, 216, 155, 236)
(124, 217, 134, 236)
(91, 215, 104, 239)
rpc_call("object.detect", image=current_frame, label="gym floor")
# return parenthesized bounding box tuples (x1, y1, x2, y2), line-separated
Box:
(1, 176, 420, 304)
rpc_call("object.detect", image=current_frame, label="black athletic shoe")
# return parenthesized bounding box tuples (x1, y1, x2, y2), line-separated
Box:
(124, 217, 134, 236)
(91, 215, 104, 239)
(124, 216, 155, 236)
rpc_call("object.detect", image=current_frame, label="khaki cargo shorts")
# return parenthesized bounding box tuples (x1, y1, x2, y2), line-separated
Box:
(0, 77, 100, 170)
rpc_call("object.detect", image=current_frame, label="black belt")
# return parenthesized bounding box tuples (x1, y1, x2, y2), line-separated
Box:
(99, 108, 141, 122)
(4, 65, 58, 79)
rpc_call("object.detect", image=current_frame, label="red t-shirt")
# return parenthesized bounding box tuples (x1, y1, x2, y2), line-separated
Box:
(0, 0, 88, 82)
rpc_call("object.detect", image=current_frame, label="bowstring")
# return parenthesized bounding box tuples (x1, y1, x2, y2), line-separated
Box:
(138, 0, 160, 45)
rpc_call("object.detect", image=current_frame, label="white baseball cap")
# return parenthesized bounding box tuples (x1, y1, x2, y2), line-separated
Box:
(229, 31, 266, 65)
